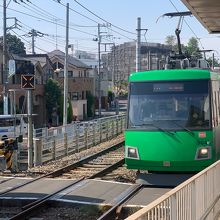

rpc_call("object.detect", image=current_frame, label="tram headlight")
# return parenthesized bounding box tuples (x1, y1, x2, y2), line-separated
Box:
(196, 147, 211, 160)
(126, 146, 139, 159)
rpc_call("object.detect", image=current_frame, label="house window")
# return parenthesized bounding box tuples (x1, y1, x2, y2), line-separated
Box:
(72, 92, 78, 100)
(68, 71, 73, 77)
(58, 70, 64, 77)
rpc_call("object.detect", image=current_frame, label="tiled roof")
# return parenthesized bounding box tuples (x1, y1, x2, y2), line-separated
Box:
(48, 50, 90, 69)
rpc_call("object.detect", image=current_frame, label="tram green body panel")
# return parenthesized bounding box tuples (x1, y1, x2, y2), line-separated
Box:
(125, 69, 220, 172)
(129, 69, 219, 81)
(125, 130, 216, 172)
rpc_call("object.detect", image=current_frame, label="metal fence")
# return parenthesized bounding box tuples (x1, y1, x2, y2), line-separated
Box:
(17, 114, 126, 168)
(125, 160, 220, 220)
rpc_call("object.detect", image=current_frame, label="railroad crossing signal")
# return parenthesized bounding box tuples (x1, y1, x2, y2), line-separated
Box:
(21, 74, 35, 89)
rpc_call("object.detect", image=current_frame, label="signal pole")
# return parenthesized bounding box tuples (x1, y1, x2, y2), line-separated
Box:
(3, 0, 8, 114)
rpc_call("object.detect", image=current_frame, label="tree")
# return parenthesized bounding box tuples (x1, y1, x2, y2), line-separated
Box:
(165, 35, 176, 49)
(185, 37, 202, 58)
(45, 79, 62, 125)
(86, 91, 95, 118)
(0, 33, 26, 55)
(165, 35, 185, 54)
(67, 98, 73, 123)
(206, 57, 219, 68)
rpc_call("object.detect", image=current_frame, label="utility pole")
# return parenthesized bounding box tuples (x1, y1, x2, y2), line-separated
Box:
(63, 3, 69, 126)
(25, 29, 47, 54)
(31, 29, 35, 54)
(98, 23, 101, 117)
(3, 0, 8, 114)
(136, 17, 141, 72)
(136, 18, 148, 72)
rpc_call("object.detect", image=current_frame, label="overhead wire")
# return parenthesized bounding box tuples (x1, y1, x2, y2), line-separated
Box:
(3, 5, 98, 37)
(73, 0, 136, 35)
(55, 0, 136, 41)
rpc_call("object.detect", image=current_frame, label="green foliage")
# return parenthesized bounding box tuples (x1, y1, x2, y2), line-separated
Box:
(0, 33, 26, 55)
(165, 35, 176, 49)
(67, 98, 73, 123)
(185, 37, 202, 58)
(206, 57, 219, 67)
(86, 91, 95, 118)
(45, 78, 62, 123)
(108, 90, 114, 103)
(165, 36, 202, 59)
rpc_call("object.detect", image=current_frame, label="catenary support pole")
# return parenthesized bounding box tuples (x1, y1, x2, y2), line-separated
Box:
(63, 3, 69, 126)
(136, 17, 141, 72)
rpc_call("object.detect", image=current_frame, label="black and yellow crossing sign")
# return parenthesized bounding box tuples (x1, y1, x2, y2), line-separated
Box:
(21, 74, 35, 89)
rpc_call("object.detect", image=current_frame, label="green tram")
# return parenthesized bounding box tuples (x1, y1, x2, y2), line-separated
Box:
(125, 69, 220, 172)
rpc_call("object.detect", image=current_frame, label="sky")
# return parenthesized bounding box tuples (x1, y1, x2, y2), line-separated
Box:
(1, 0, 220, 60)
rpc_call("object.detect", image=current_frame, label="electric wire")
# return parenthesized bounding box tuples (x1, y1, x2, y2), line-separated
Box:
(73, 0, 136, 35)
(55, 0, 136, 41)
(3, 5, 97, 37)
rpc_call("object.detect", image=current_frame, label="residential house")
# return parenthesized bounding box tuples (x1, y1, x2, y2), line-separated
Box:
(48, 50, 94, 121)
(0, 53, 46, 128)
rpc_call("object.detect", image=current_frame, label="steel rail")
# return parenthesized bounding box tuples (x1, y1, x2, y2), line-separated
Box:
(9, 177, 84, 220)
(1, 140, 125, 219)
(47, 140, 124, 178)
(88, 158, 125, 179)
(0, 140, 124, 197)
(97, 184, 143, 220)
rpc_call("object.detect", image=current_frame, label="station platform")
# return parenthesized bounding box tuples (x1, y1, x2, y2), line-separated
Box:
(0, 177, 170, 207)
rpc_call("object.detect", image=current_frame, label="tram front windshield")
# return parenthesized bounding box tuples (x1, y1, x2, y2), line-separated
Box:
(128, 80, 211, 130)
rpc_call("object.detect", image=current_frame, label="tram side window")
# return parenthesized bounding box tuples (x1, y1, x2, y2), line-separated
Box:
(211, 90, 219, 127)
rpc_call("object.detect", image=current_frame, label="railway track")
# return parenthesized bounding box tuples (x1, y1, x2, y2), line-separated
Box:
(47, 140, 125, 179)
(0, 140, 140, 220)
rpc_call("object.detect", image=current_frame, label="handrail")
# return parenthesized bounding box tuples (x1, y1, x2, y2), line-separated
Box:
(125, 160, 220, 220)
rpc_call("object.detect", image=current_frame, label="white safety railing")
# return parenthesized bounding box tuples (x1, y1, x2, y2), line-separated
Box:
(126, 160, 220, 220)
(18, 114, 126, 167)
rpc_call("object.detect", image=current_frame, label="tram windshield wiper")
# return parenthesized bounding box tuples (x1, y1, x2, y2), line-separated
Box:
(171, 120, 194, 136)
(134, 122, 175, 136)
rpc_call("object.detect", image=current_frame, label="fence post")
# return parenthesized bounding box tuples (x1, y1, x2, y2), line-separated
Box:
(64, 133, 68, 156)
(191, 181, 196, 220)
(116, 116, 119, 135)
(171, 194, 177, 219)
(84, 125, 88, 149)
(111, 118, 114, 138)
(99, 119, 102, 143)
(106, 121, 109, 140)
(52, 139, 56, 160)
(34, 138, 42, 166)
(75, 125, 79, 153)
(93, 123, 96, 146)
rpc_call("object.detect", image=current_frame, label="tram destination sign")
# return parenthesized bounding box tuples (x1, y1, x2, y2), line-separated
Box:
(21, 74, 35, 89)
